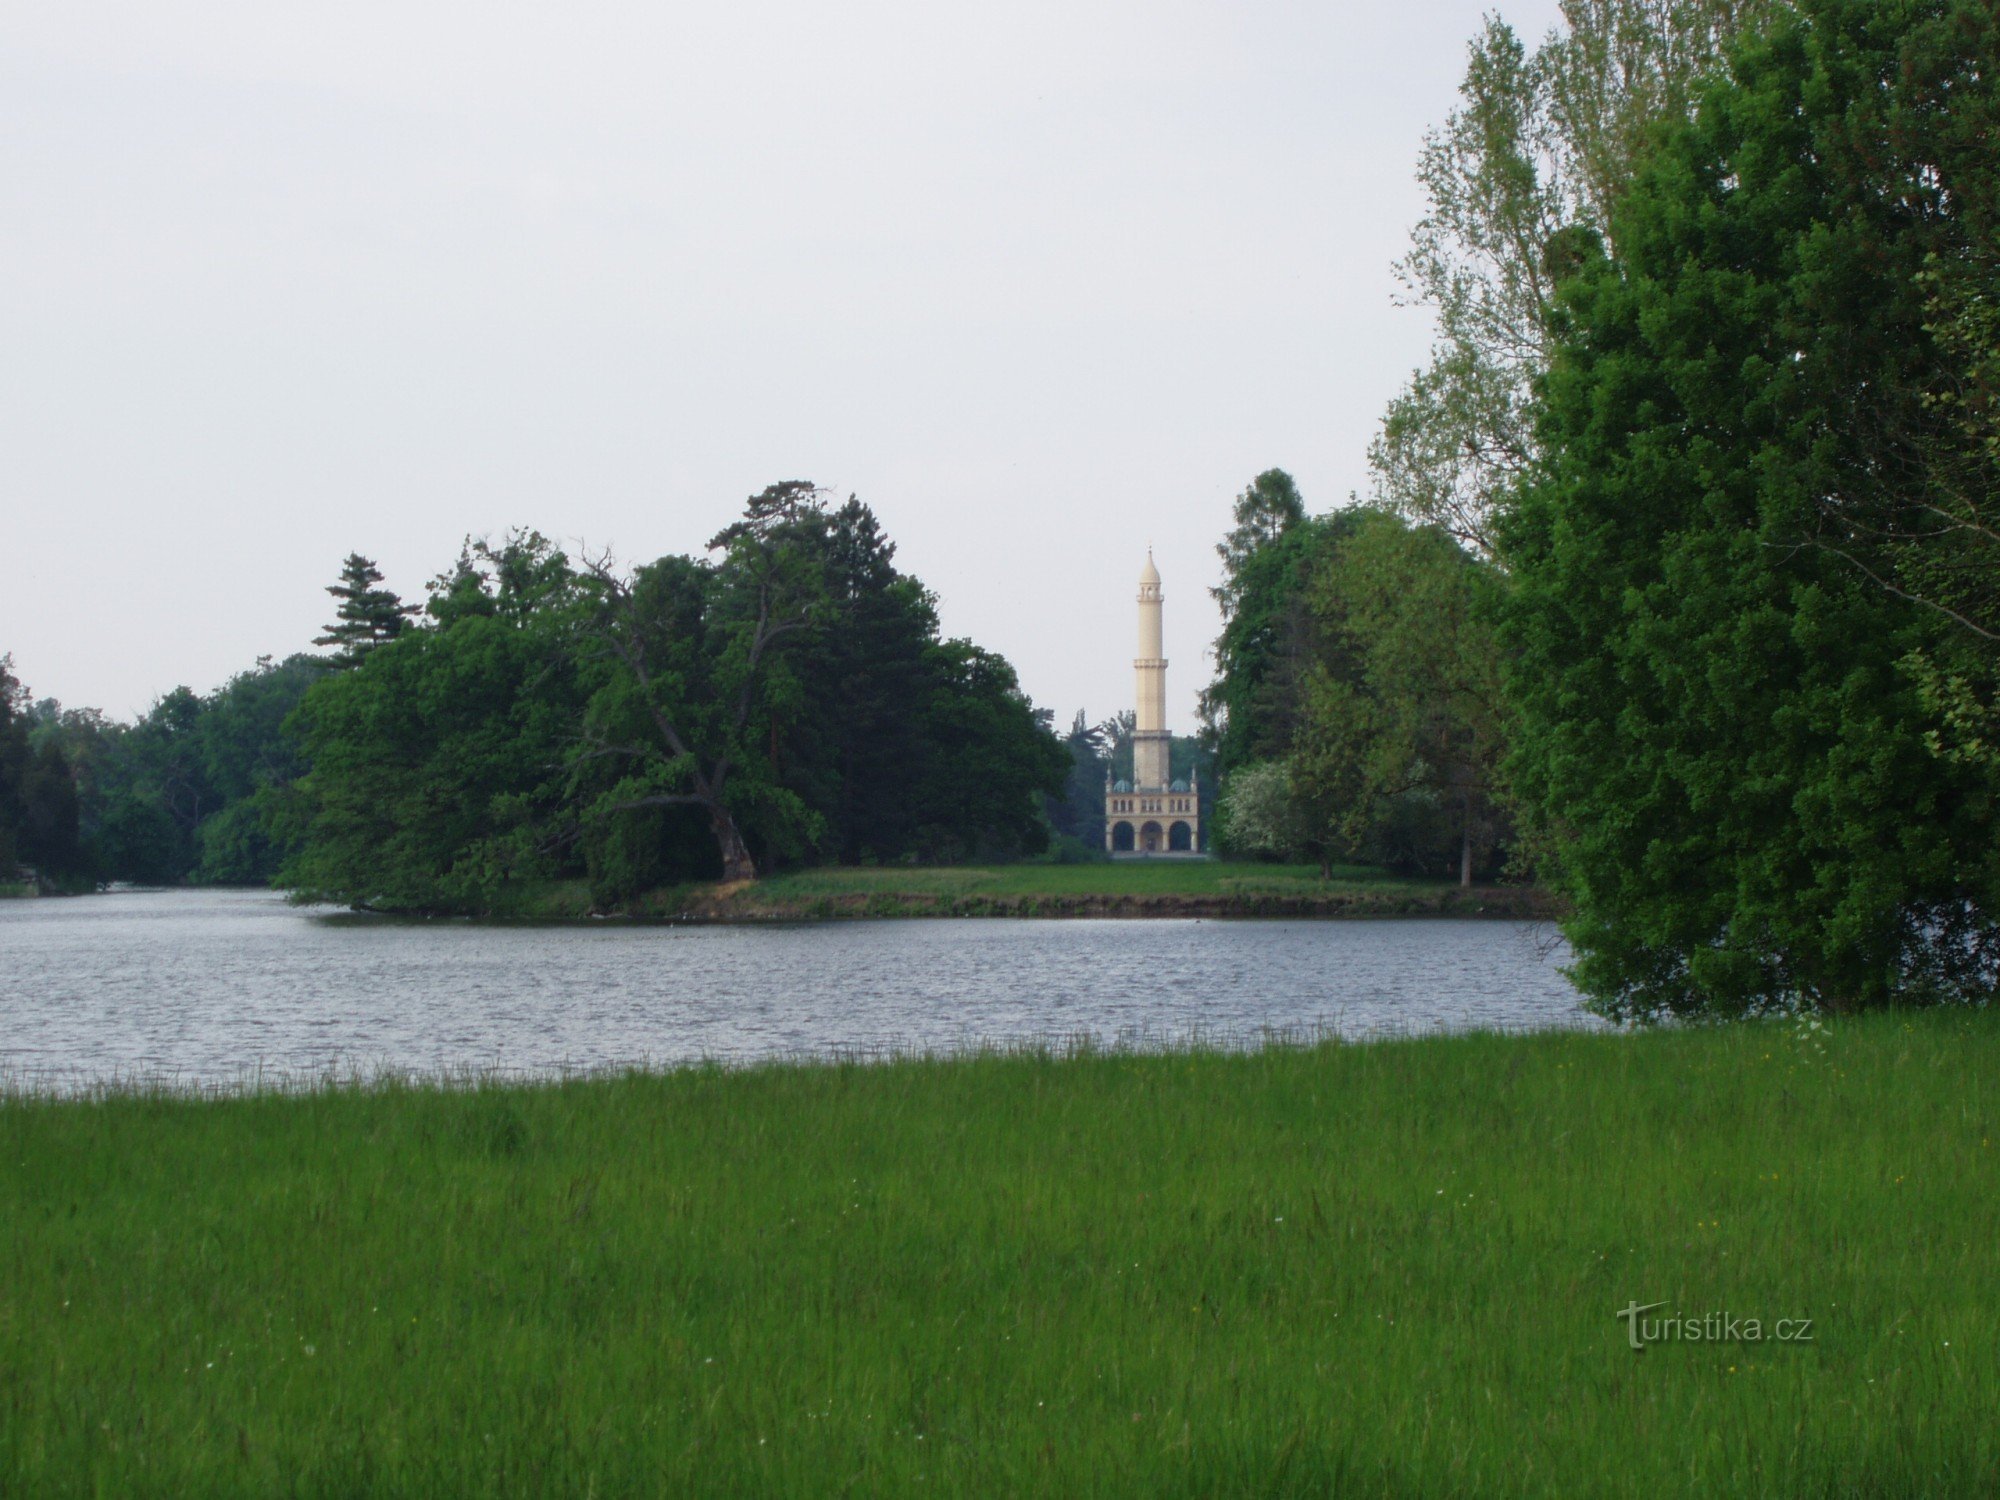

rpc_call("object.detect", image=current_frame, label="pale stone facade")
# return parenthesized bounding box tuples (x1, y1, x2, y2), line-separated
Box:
(1105, 552, 1201, 854)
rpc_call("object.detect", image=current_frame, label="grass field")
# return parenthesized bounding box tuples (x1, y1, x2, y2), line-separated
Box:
(4, 1012, 1995, 1495)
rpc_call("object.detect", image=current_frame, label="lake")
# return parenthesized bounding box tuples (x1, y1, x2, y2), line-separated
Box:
(0, 888, 1594, 1090)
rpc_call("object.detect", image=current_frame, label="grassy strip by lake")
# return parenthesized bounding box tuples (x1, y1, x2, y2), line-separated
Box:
(499, 861, 1556, 922)
(3, 1012, 1993, 1495)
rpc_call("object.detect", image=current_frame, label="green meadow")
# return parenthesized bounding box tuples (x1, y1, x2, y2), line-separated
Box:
(4, 1010, 1995, 1496)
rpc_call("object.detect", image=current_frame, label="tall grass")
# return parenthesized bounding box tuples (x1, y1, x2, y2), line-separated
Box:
(3, 1011, 1995, 1495)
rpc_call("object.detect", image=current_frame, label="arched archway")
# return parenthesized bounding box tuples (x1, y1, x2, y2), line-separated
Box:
(1140, 821, 1164, 853)
(1111, 821, 1135, 852)
(1168, 820, 1193, 852)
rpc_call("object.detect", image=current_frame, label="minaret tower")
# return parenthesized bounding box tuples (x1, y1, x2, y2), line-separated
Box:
(1133, 551, 1170, 789)
(1104, 550, 1201, 855)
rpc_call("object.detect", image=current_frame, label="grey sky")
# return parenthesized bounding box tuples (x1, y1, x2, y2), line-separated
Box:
(5, 0, 1565, 731)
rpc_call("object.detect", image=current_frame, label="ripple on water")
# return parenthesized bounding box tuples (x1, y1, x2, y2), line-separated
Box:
(0, 888, 1594, 1091)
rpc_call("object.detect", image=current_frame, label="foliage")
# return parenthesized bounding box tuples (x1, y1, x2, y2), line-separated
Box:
(6, 1011, 1998, 1494)
(282, 535, 590, 912)
(1046, 710, 1109, 849)
(1373, 0, 1767, 553)
(312, 553, 415, 668)
(282, 491, 1063, 909)
(1498, 0, 2000, 1017)
(1209, 467, 1307, 620)
(0, 656, 82, 881)
(1790, 7, 2000, 772)
(905, 640, 1066, 862)
(1292, 510, 1512, 884)
(578, 489, 826, 885)
(8, 656, 325, 888)
(1200, 473, 1350, 779)
(1213, 759, 1303, 861)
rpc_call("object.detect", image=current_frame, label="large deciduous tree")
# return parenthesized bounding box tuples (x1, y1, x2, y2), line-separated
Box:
(1499, 0, 2000, 1017)
(579, 482, 831, 884)
(1293, 511, 1511, 886)
(1374, 0, 1767, 554)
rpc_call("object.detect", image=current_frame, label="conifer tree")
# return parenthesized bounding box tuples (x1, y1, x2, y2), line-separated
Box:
(315, 554, 415, 668)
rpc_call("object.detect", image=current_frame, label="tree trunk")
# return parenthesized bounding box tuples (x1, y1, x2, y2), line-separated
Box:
(709, 803, 758, 883)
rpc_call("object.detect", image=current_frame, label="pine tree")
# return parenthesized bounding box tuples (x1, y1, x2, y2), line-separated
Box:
(315, 554, 415, 668)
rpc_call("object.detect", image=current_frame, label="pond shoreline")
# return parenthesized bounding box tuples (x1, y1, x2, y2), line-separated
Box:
(641, 882, 1560, 924)
(337, 886, 1559, 923)
(327, 869, 1562, 923)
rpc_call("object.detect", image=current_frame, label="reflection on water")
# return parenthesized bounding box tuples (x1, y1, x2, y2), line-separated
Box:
(0, 888, 1593, 1089)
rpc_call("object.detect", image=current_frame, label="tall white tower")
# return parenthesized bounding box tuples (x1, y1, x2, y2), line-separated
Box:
(1133, 551, 1170, 790)
(1104, 551, 1201, 854)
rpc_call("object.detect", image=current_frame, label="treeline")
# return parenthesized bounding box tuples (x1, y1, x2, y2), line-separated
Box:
(282, 485, 1067, 912)
(1206, 0, 2000, 1017)
(1201, 477, 1505, 883)
(5, 487, 1071, 905)
(1, 653, 322, 890)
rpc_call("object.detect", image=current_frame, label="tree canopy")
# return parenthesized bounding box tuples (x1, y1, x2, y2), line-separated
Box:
(281, 488, 1066, 911)
(1498, 0, 2000, 1015)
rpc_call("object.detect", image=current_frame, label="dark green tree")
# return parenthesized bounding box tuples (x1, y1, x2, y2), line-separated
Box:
(0, 659, 87, 885)
(282, 533, 590, 911)
(1211, 469, 1307, 620)
(1047, 710, 1109, 849)
(579, 484, 830, 883)
(315, 553, 416, 667)
(905, 641, 1067, 861)
(1201, 492, 1353, 779)
(191, 655, 328, 883)
(785, 498, 944, 863)
(1498, 0, 2000, 1016)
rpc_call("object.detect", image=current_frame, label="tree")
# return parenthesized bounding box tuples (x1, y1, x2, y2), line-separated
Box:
(1787, 5, 2000, 771)
(1498, 0, 2000, 1017)
(315, 553, 416, 667)
(1211, 469, 1307, 619)
(785, 498, 948, 863)
(1200, 476, 1351, 778)
(905, 640, 1067, 861)
(1292, 511, 1511, 885)
(282, 533, 591, 911)
(1373, 0, 1768, 554)
(1048, 710, 1110, 847)
(1214, 760, 1304, 863)
(191, 655, 327, 883)
(579, 483, 829, 883)
(0, 657, 88, 884)
(0, 656, 30, 874)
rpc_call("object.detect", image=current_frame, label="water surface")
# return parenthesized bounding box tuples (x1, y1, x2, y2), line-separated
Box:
(0, 889, 1591, 1089)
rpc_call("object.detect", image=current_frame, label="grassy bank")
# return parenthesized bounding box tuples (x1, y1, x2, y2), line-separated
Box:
(4, 1013, 1995, 1495)
(495, 862, 1555, 922)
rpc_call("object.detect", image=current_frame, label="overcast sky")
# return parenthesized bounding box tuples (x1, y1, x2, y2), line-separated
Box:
(4, 0, 1566, 731)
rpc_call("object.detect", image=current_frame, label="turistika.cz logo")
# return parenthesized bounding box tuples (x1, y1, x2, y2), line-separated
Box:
(1615, 1301, 1814, 1351)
